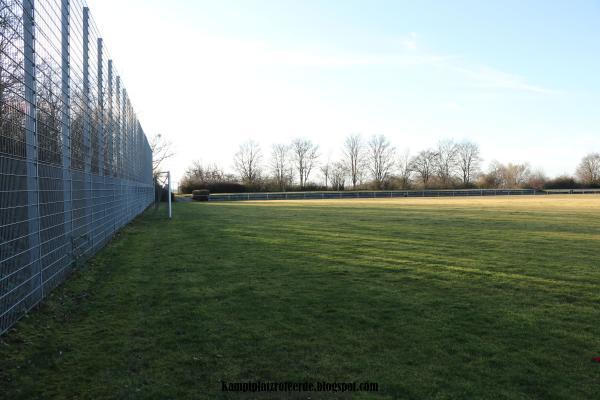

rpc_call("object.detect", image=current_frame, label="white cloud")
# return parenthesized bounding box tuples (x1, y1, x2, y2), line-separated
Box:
(192, 33, 556, 96)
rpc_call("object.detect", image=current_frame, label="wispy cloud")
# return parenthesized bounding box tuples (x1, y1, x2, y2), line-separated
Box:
(448, 64, 559, 95)
(190, 33, 447, 68)
(190, 31, 557, 95)
(263, 49, 447, 67)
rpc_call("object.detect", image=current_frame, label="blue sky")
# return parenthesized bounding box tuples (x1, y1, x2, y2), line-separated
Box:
(90, 0, 600, 184)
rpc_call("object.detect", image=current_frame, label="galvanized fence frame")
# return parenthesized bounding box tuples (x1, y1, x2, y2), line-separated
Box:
(1, 0, 153, 334)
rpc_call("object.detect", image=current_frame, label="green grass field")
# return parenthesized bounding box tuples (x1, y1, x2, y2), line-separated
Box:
(1, 196, 600, 399)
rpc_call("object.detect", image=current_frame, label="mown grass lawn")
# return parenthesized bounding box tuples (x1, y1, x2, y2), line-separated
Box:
(1, 196, 600, 399)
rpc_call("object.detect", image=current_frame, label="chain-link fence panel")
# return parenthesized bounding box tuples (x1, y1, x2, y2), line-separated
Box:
(0, 0, 153, 334)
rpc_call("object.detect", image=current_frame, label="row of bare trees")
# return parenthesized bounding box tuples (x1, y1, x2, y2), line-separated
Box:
(226, 135, 484, 191)
(404, 140, 483, 189)
(477, 154, 600, 189)
(233, 138, 320, 189)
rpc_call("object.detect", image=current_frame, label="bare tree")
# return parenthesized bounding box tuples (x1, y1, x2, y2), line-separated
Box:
(484, 162, 530, 188)
(330, 161, 347, 191)
(183, 161, 228, 184)
(526, 168, 547, 190)
(291, 138, 319, 188)
(503, 163, 530, 188)
(456, 140, 481, 186)
(150, 133, 175, 177)
(179, 161, 237, 193)
(396, 149, 412, 189)
(36, 59, 63, 164)
(479, 160, 504, 188)
(1, 4, 25, 157)
(320, 161, 331, 189)
(576, 153, 600, 186)
(234, 140, 263, 185)
(410, 150, 437, 188)
(434, 139, 458, 186)
(270, 144, 292, 190)
(367, 134, 395, 189)
(343, 134, 365, 189)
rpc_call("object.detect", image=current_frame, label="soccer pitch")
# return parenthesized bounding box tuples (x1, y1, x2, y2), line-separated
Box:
(1, 196, 599, 398)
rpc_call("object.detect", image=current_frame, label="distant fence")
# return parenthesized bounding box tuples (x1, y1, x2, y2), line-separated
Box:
(209, 189, 537, 201)
(1, 0, 153, 334)
(543, 189, 600, 195)
(207, 188, 600, 202)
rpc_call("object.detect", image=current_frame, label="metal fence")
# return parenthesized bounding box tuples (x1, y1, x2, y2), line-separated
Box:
(1, 0, 153, 334)
(208, 189, 540, 202)
(207, 188, 600, 202)
(208, 189, 600, 201)
(208, 188, 600, 202)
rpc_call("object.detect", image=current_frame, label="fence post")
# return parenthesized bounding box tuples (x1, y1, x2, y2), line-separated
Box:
(82, 6, 93, 251)
(122, 88, 128, 224)
(107, 61, 113, 176)
(97, 38, 105, 244)
(97, 39, 104, 176)
(23, 0, 43, 300)
(107, 60, 114, 233)
(115, 76, 121, 229)
(61, 0, 73, 258)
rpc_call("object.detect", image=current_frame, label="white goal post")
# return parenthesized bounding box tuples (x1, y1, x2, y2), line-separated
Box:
(155, 171, 172, 219)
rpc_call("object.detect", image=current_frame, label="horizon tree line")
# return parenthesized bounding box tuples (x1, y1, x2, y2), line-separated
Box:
(179, 134, 600, 193)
